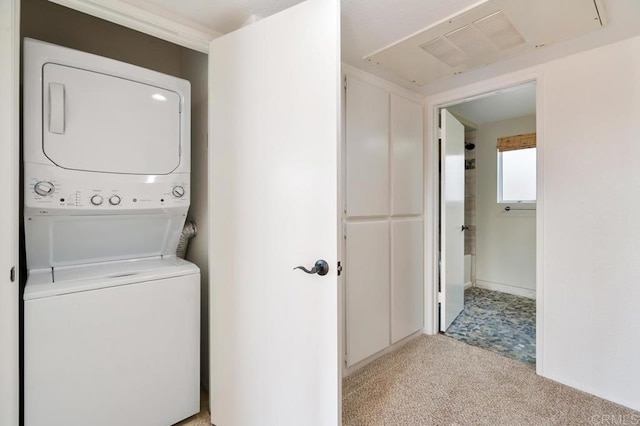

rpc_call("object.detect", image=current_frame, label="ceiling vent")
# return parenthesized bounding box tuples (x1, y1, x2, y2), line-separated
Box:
(366, 0, 606, 86)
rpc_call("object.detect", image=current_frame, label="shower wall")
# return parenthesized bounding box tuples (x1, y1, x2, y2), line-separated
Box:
(464, 128, 477, 285)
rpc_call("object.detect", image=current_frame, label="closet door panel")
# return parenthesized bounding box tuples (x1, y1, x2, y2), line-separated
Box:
(391, 93, 423, 216)
(391, 218, 424, 343)
(345, 76, 389, 217)
(346, 221, 390, 366)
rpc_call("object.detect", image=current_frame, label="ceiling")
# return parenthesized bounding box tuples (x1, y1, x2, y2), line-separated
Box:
(122, 0, 305, 34)
(122, 0, 640, 95)
(447, 83, 536, 125)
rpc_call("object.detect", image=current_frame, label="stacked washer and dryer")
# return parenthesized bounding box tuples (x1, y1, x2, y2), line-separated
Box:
(22, 39, 200, 426)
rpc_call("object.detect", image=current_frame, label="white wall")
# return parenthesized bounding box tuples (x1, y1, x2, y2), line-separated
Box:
(428, 35, 640, 411)
(475, 115, 536, 298)
(540, 35, 640, 411)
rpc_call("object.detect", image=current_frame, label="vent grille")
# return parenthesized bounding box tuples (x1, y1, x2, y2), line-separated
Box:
(420, 10, 526, 68)
(419, 38, 466, 67)
(474, 11, 526, 51)
(365, 0, 606, 86)
(445, 25, 496, 57)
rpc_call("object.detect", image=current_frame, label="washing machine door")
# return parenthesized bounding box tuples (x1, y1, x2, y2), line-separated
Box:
(42, 63, 181, 175)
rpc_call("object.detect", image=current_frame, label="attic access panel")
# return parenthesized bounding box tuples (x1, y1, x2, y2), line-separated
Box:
(365, 0, 605, 86)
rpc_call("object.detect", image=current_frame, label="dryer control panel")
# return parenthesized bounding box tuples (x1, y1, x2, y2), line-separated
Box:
(24, 164, 190, 213)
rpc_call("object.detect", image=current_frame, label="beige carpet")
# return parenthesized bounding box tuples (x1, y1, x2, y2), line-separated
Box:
(343, 334, 639, 425)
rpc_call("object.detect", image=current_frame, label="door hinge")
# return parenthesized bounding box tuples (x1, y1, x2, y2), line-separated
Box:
(344, 76, 348, 90)
(343, 223, 347, 239)
(437, 292, 443, 304)
(337, 261, 343, 276)
(10, 266, 15, 282)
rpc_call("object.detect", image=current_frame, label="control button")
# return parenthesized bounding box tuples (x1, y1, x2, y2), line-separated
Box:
(34, 181, 55, 196)
(109, 195, 121, 206)
(172, 186, 185, 198)
(90, 195, 104, 206)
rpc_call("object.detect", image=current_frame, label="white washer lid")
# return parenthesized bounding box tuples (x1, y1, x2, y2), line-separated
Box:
(24, 256, 199, 300)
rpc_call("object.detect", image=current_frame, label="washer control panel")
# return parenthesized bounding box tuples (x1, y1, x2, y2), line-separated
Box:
(25, 174, 190, 211)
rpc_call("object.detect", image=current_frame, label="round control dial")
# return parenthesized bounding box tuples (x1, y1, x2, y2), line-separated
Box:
(109, 195, 121, 206)
(90, 195, 104, 206)
(34, 181, 55, 197)
(172, 186, 185, 198)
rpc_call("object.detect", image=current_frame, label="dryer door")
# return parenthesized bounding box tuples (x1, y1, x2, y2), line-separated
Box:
(42, 63, 181, 175)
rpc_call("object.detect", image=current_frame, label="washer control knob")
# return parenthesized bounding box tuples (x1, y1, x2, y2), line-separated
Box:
(90, 195, 104, 206)
(34, 181, 55, 196)
(109, 195, 121, 206)
(172, 186, 185, 198)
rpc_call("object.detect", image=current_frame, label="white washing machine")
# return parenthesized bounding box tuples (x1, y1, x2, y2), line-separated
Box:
(22, 39, 200, 426)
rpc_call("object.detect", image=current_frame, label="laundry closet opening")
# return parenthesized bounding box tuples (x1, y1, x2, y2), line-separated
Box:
(439, 82, 537, 366)
(19, 0, 210, 422)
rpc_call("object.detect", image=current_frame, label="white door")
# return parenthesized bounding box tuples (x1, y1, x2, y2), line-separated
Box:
(208, 0, 340, 424)
(440, 109, 465, 331)
(0, 0, 20, 425)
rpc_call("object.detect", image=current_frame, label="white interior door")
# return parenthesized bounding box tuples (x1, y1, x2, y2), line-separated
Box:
(0, 1, 20, 425)
(208, 0, 340, 424)
(440, 109, 465, 331)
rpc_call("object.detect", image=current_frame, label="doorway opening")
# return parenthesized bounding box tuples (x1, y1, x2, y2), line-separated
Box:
(438, 82, 537, 366)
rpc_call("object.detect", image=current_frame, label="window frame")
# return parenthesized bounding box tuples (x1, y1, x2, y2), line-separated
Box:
(497, 146, 537, 204)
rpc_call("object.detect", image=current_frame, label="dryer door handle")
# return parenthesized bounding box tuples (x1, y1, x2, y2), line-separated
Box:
(49, 83, 65, 134)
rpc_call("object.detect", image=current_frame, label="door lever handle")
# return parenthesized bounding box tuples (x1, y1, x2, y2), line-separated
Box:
(294, 259, 329, 276)
(461, 225, 469, 231)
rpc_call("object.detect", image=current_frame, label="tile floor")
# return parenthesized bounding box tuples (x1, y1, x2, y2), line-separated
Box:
(444, 286, 536, 365)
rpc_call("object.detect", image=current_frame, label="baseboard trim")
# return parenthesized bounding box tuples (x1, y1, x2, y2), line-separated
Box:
(464, 281, 472, 289)
(475, 280, 535, 299)
(343, 330, 423, 377)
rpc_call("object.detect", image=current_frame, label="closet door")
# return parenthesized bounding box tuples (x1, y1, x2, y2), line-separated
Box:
(345, 76, 389, 218)
(391, 218, 424, 343)
(346, 221, 390, 366)
(391, 93, 423, 215)
(209, 0, 341, 423)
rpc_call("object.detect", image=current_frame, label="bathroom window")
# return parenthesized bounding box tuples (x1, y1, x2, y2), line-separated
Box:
(497, 133, 536, 203)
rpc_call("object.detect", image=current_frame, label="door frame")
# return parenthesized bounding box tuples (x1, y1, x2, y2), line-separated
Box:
(0, 0, 21, 425)
(47, 0, 220, 52)
(424, 69, 545, 376)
